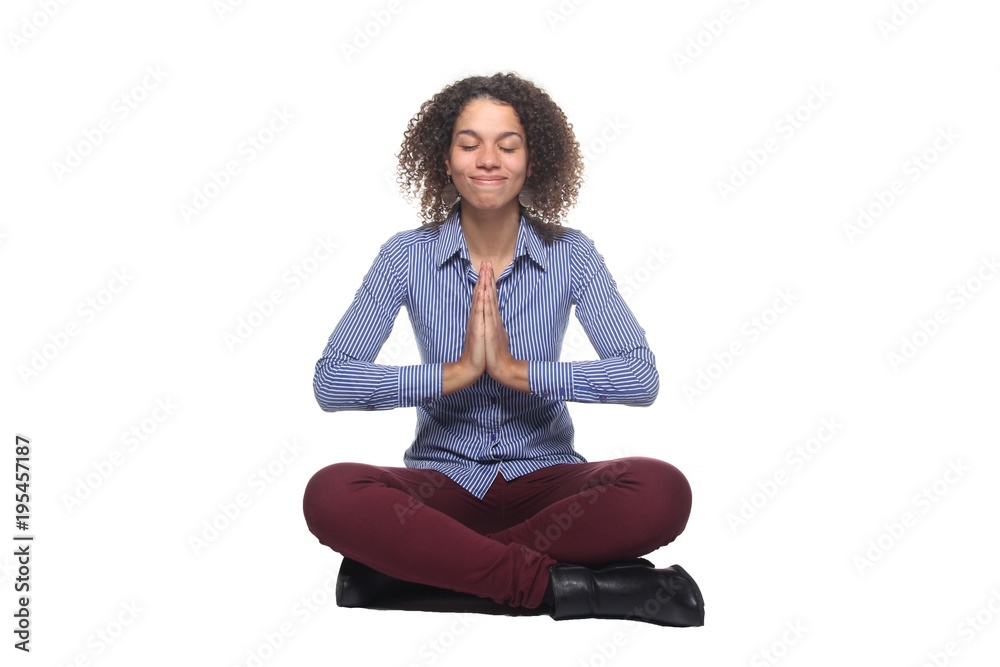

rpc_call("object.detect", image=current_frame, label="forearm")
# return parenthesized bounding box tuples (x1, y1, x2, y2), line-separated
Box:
(529, 349, 659, 406)
(442, 357, 530, 394)
(490, 358, 530, 393)
(442, 360, 478, 395)
(314, 354, 442, 411)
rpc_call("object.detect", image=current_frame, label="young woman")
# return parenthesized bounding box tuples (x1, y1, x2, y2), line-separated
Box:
(302, 72, 703, 626)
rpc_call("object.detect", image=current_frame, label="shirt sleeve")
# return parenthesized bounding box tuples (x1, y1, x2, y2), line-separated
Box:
(313, 243, 442, 412)
(528, 233, 659, 406)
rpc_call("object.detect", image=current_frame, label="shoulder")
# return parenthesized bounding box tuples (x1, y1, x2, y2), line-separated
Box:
(542, 224, 604, 266)
(367, 224, 441, 278)
(379, 223, 440, 256)
(529, 221, 595, 253)
(358, 224, 439, 288)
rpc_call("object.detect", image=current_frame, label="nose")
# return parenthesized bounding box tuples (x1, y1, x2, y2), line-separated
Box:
(477, 144, 500, 168)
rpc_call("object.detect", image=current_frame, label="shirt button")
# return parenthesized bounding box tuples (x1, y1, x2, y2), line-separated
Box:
(490, 397, 498, 404)
(599, 395, 607, 403)
(541, 390, 550, 398)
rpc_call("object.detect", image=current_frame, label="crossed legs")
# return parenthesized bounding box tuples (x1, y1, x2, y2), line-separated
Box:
(302, 456, 691, 610)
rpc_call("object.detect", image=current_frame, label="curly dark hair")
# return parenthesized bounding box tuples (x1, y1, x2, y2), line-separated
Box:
(396, 72, 585, 242)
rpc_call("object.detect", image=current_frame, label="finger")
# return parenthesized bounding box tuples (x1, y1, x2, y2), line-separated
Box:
(484, 271, 499, 320)
(476, 277, 486, 317)
(473, 265, 486, 296)
(482, 286, 494, 326)
(477, 263, 491, 302)
(484, 262, 498, 302)
(469, 282, 481, 328)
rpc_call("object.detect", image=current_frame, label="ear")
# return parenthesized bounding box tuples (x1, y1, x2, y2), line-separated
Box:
(444, 155, 451, 177)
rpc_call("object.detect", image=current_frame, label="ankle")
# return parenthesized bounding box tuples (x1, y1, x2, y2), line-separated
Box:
(541, 575, 555, 610)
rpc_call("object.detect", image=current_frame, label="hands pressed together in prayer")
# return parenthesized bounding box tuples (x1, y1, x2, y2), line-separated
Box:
(442, 260, 531, 395)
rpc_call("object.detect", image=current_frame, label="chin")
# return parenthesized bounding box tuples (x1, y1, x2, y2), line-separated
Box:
(466, 199, 515, 213)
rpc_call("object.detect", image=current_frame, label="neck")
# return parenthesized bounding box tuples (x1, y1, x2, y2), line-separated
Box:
(459, 201, 521, 259)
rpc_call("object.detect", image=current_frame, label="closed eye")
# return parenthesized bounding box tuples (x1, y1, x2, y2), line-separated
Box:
(459, 145, 519, 153)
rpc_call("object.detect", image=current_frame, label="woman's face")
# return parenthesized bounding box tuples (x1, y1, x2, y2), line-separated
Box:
(444, 97, 531, 217)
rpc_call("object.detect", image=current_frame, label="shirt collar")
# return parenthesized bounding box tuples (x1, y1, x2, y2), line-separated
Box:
(433, 208, 548, 271)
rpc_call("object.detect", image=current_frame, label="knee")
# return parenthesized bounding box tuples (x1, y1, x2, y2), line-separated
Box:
(302, 461, 371, 540)
(628, 457, 693, 543)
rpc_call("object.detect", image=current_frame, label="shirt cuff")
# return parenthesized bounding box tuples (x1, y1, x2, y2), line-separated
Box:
(398, 363, 443, 408)
(528, 361, 574, 402)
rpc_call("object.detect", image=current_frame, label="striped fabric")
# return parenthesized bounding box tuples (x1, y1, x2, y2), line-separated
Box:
(313, 209, 658, 500)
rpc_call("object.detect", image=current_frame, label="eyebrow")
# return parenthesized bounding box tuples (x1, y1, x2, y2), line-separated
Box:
(454, 129, 524, 141)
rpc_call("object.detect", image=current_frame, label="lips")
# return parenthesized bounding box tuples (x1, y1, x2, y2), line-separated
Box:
(470, 176, 507, 186)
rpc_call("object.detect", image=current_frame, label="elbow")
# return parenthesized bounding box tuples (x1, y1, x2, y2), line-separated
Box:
(627, 357, 659, 407)
(313, 358, 387, 412)
(638, 366, 659, 406)
(313, 376, 344, 412)
(313, 361, 351, 412)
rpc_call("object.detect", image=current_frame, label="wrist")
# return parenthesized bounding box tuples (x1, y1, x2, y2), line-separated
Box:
(490, 358, 530, 393)
(443, 359, 480, 395)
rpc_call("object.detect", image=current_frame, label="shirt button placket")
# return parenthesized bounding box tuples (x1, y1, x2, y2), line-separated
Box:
(490, 394, 500, 443)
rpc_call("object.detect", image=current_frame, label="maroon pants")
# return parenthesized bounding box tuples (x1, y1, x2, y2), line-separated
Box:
(302, 456, 692, 610)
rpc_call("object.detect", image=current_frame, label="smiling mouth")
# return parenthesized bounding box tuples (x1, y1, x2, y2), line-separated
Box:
(470, 177, 506, 186)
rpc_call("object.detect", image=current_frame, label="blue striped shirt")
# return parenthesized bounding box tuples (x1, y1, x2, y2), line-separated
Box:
(313, 209, 658, 500)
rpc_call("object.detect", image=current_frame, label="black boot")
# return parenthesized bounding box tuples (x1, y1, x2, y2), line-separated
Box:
(547, 561, 705, 627)
(336, 556, 544, 616)
(335, 556, 655, 617)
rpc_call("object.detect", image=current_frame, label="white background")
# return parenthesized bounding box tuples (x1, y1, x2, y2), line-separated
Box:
(3, 0, 999, 665)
